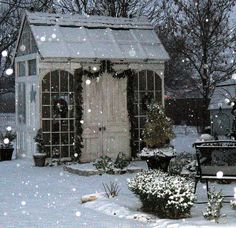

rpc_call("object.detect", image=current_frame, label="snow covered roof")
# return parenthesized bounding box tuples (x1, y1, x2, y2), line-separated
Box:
(209, 79, 236, 110)
(24, 11, 169, 61)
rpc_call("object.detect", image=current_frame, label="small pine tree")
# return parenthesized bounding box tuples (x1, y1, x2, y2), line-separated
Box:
(143, 101, 174, 148)
(34, 129, 46, 154)
(203, 189, 224, 223)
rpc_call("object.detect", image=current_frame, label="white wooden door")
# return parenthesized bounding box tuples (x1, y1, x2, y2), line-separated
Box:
(102, 73, 130, 159)
(81, 73, 130, 162)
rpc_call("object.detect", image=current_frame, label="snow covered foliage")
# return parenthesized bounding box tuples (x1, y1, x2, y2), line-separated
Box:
(128, 170, 195, 219)
(203, 189, 224, 223)
(114, 152, 130, 170)
(93, 154, 130, 173)
(33, 129, 46, 154)
(93, 155, 114, 173)
(0, 127, 16, 149)
(143, 101, 174, 148)
(140, 147, 176, 158)
(168, 152, 196, 176)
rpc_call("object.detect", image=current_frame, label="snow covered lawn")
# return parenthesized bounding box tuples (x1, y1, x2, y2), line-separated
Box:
(1, 158, 236, 227)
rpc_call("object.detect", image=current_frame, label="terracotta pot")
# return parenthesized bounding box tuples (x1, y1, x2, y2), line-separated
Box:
(0, 148, 14, 161)
(33, 154, 47, 167)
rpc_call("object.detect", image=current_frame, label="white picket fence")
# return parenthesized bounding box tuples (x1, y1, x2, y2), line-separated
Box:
(0, 113, 15, 132)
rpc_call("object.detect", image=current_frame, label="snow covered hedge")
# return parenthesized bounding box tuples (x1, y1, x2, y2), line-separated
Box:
(128, 170, 195, 219)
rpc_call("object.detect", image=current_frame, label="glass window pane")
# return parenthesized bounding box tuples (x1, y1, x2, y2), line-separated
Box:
(43, 133, 51, 145)
(69, 74, 74, 91)
(17, 83, 26, 123)
(42, 120, 50, 132)
(134, 92, 139, 102)
(52, 120, 59, 132)
(42, 106, 50, 118)
(155, 91, 162, 103)
(155, 74, 162, 91)
(42, 93, 50, 105)
(28, 59, 36, 76)
(139, 71, 146, 91)
(61, 146, 69, 157)
(140, 117, 146, 128)
(133, 75, 138, 90)
(18, 62, 25, 77)
(52, 133, 60, 144)
(69, 93, 74, 105)
(147, 71, 154, 90)
(51, 71, 59, 92)
(70, 146, 74, 154)
(69, 133, 74, 144)
(61, 133, 68, 144)
(42, 74, 50, 92)
(60, 71, 68, 92)
(61, 120, 68, 131)
(69, 120, 74, 131)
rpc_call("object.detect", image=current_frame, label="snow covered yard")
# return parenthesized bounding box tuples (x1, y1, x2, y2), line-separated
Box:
(1, 158, 236, 228)
(171, 126, 200, 154)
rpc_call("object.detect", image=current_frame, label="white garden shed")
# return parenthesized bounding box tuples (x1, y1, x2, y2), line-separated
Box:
(14, 11, 169, 162)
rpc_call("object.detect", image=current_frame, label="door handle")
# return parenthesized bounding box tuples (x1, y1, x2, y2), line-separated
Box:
(99, 127, 102, 131)
(103, 126, 106, 131)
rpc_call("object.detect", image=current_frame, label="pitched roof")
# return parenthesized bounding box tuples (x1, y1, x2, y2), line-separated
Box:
(209, 79, 236, 110)
(23, 11, 169, 61)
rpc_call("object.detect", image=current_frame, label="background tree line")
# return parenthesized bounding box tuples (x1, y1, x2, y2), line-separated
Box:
(1, 0, 236, 128)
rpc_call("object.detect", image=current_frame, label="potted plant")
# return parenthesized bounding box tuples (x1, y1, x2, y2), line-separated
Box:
(139, 101, 176, 171)
(0, 126, 16, 161)
(33, 129, 47, 167)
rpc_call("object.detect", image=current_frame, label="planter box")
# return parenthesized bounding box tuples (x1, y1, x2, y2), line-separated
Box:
(141, 155, 175, 172)
(33, 154, 47, 167)
(0, 148, 14, 161)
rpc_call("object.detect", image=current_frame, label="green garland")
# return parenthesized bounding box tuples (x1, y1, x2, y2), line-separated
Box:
(127, 71, 137, 157)
(74, 62, 137, 161)
(74, 69, 84, 161)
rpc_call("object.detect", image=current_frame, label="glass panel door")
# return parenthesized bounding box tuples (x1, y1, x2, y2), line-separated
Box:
(42, 70, 75, 158)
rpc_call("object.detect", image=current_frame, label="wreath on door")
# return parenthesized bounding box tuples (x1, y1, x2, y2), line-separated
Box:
(141, 93, 154, 112)
(53, 98, 68, 118)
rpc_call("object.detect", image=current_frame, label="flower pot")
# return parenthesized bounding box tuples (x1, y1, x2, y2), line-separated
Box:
(33, 153, 47, 167)
(140, 147, 176, 172)
(0, 148, 14, 161)
(145, 156, 174, 172)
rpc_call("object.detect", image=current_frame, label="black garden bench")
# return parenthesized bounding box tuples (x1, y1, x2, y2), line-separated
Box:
(193, 140, 236, 197)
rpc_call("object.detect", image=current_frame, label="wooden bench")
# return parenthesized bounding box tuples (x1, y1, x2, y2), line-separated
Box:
(193, 140, 236, 196)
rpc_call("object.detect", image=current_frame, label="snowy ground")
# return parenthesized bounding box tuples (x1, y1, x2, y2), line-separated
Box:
(1, 126, 236, 227)
(171, 125, 200, 154)
(1, 158, 236, 228)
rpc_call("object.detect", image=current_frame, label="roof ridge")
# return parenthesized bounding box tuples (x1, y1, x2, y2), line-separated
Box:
(25, 11, 152, 29)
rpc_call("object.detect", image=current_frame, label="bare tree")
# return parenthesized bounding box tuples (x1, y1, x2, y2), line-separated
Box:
(171, 0, 236, 126)
(0, 0, 54, 94)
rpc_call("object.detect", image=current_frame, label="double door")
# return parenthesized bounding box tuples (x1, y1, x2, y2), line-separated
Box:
(81, 73, 130, 162)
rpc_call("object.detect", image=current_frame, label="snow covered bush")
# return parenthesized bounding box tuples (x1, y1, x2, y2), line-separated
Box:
(0, 127, 16, 149)
(114, 152, 129, 170)
(143, 101, 174, 148)
(168, 152, 196, 176)
(128, 170, 195, 219)
(203, 189, 224, 223)
(93, 155, 113, 173)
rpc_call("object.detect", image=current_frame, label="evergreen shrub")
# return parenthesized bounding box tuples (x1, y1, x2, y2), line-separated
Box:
(128, 170, 195, 219)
